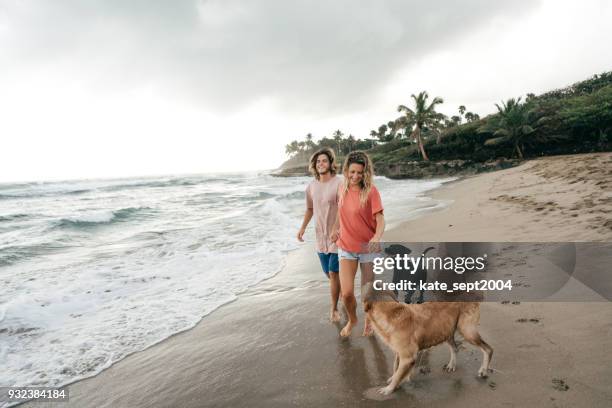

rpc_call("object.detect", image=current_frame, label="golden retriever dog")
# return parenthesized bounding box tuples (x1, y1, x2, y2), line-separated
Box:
(362, 283, 493, 395)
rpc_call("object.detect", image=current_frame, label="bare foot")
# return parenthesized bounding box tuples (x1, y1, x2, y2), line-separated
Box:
(330, 309, 341, 323)
(340, 321, 355, 337)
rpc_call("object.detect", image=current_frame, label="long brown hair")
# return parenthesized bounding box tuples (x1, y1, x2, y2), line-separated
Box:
(339, 151, 374, 207)
(308, 147, 338, 180)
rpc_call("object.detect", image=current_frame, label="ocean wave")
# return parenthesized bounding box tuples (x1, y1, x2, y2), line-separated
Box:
(282, 190, 304, 200)
(0, 242, 68, 267)
(253, 191, 276, 200)
(54, 207, 153, 229)
(0, 213, 31, 222)
(0, 177, 208, 200)
(242, 189, 304, 202)
(0, 183, 97, 200)
(100, 177, 209, 192)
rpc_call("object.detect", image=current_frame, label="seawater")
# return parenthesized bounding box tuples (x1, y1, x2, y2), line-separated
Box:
(0, 172, 452, 393)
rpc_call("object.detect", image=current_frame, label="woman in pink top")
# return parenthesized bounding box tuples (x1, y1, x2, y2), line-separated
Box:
(331, 151, 385, 337)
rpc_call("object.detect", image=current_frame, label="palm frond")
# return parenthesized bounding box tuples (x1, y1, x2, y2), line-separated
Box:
(484, 135, 512, 146)
(493, 129, 511, 137)
(521, 125, 535, 135)
(397, 104, 414, 114)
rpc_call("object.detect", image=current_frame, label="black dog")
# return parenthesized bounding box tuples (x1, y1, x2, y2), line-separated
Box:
(383, 244, 435, 304)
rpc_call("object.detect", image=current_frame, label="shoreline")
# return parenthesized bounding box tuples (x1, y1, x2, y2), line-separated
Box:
(3, 172, 450, 408)
(19, 152, 612, 408)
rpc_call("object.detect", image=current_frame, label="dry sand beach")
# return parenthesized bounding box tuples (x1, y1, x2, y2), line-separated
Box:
(23, 153, 612, 408)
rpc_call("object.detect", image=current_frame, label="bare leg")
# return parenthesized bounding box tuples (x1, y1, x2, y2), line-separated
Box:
(444, 337, 457, 372)
(329, 272, 341, 322)
(340, 259, 358, 337)
(380, 353, 416, 395)
(360, 262, 375, 336)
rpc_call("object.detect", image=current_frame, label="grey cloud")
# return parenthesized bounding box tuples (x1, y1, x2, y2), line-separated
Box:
(1, 0, 539, 114)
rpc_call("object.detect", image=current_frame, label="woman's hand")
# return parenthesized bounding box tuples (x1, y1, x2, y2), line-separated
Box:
(369, 212, 385, 253)
(330, 229, 339, 243)
(297, 227, 306, 242)
(368, 235, 382, 253)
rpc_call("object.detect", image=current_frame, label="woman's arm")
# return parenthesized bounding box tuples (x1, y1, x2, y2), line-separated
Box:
(330, 213, 339, 242)
(368, 212, 385, 252)
(371, 212, 385, 241)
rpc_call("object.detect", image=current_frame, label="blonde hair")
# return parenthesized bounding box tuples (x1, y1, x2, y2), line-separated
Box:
(339, 151, 374, 207)
(308, 148, 338, 180)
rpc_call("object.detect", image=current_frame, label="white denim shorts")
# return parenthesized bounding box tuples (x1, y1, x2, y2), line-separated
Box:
(338, 247, 383, 264)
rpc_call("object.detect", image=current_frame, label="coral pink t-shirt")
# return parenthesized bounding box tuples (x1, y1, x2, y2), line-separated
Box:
(337, 185, 384, 253)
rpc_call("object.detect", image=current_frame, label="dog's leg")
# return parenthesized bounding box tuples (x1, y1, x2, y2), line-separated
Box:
(404, 288, 414, 304)
(392, 267, 400, 297)
(387, 353, 400, 384)
(443, 338, 457, 372)
(362, 314, 374, 337)
(459, 325, 493, 377)
(379, 353, 416, 395)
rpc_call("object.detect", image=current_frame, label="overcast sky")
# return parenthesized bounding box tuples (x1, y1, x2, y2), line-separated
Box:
(1, 0, 611, 182)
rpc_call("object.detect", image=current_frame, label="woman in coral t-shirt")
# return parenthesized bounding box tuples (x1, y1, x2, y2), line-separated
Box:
(330, 151, 385, 337)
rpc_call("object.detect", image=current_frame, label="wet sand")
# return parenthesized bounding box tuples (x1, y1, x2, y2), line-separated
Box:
(22, 153, 612, 407)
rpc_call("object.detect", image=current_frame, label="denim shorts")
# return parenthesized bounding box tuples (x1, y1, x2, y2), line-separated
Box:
(338, 247, 383, 264)
(317, 252, 339, 275)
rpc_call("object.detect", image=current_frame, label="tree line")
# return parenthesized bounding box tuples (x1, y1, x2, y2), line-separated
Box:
(285, 71, 611, 163)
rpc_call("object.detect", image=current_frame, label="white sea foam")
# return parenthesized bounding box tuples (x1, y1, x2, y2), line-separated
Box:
(63, 210, 116, 224)
(0, 172, 452, 405)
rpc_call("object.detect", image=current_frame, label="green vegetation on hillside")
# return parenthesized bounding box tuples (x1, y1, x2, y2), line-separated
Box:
(283, 72, 612, 171)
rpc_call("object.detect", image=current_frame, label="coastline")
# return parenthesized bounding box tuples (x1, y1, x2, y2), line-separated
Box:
(20, 153, 612, 408)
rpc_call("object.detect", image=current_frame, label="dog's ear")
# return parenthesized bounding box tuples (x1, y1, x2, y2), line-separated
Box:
(364, 300, 372, 312)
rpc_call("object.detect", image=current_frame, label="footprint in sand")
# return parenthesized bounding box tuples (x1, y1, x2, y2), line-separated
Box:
(518, 344, 540, 349)
(419, 366, 431, 375)
(516, 318, 540, 323)
(552, 378, 569, 391)
(516, 317, 540, 323)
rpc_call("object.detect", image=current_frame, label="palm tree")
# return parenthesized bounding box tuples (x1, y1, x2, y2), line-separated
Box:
(377, 124, 389, 142)
(285, 140, 299, 156)
(305, 133, 316, 150)
(464, 112, 480, 122)
(346, 134, 356, 153)
(480, 97, 534, 159)
(397, 91, 445, 161)
(459, 105, 466, 116)
(387, 120, 398, 139)
(332, 129, 343, 152)
(393, 116, 410, 138)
